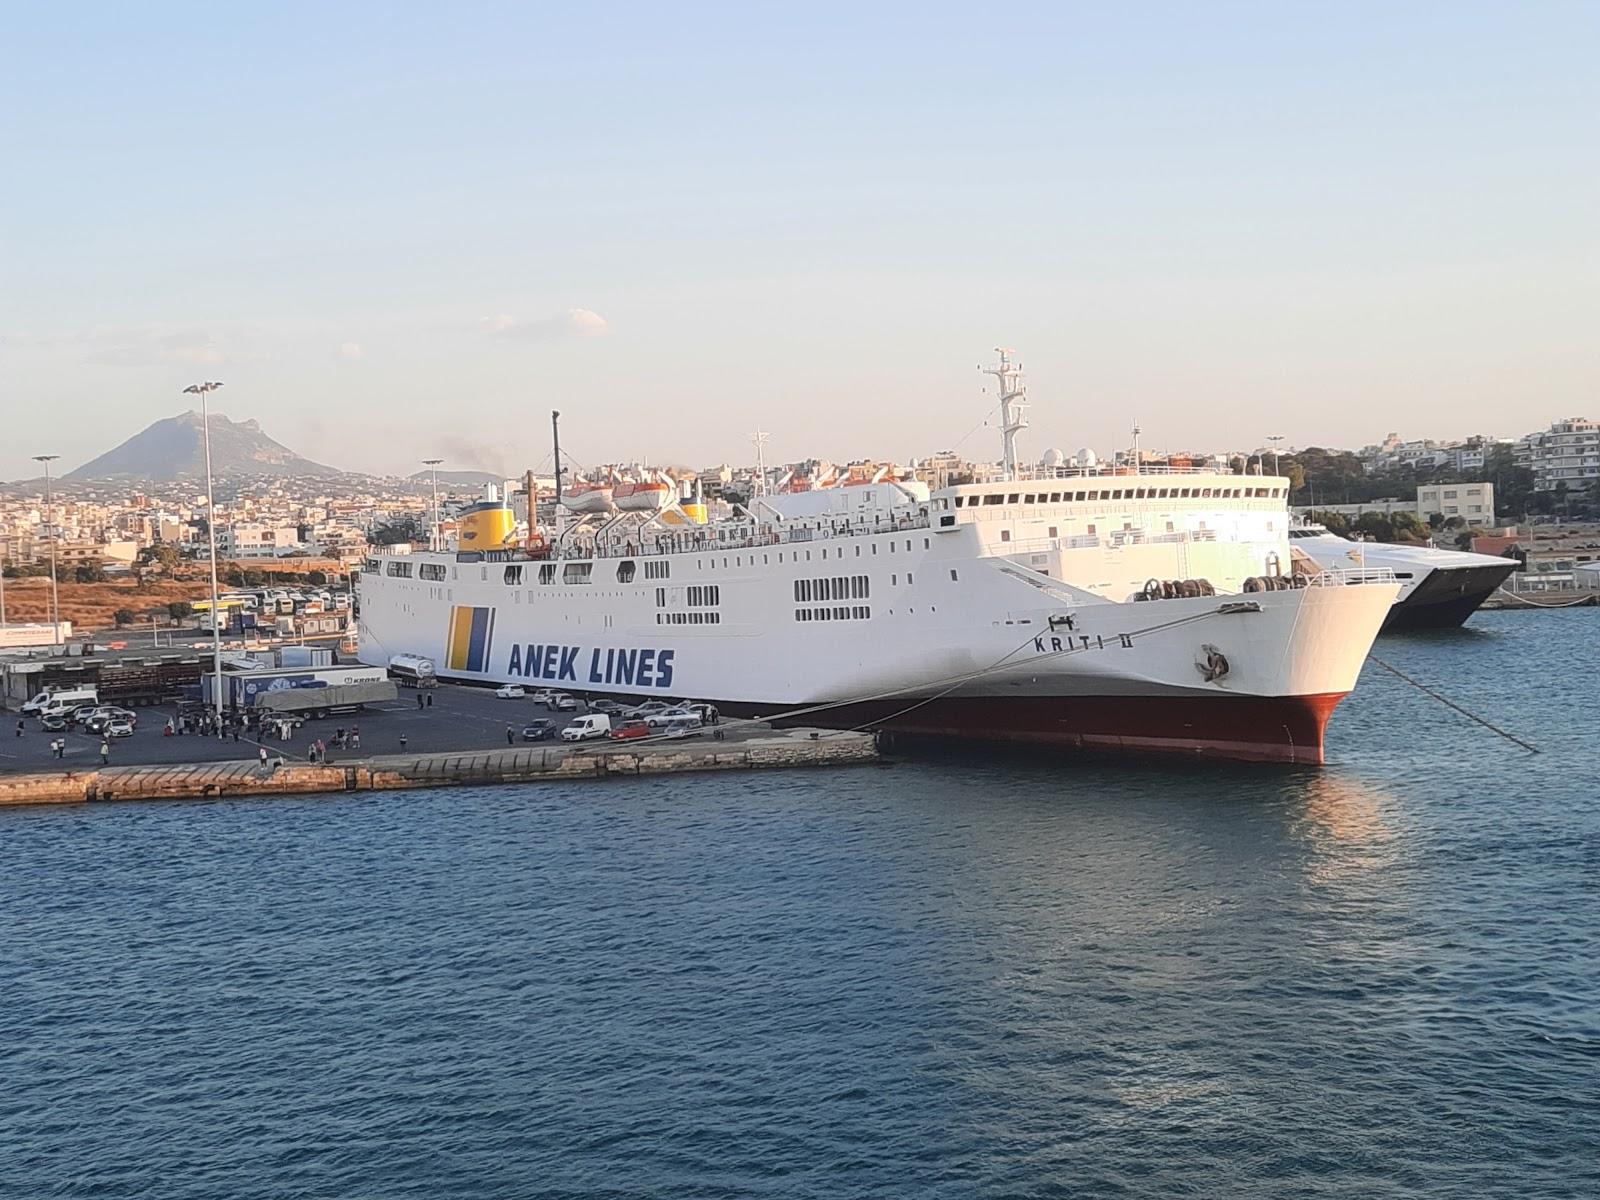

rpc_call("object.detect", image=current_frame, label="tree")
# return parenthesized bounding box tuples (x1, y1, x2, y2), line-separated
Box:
(74, 562, 107, 584)
(113, 608, 137, 627)
(167, 600, 194, 622)
(307, 569, 328, 586)
(1426, 511, 1444, 529)
(1304, 510, 1352, 536)
(1388, 512, 1430, 543)
(370, 514, 427, 545)
(137, 544, 180, 570)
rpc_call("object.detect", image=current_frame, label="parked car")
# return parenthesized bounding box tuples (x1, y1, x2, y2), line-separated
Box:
(589, 699, 625, 715)
(521, 719, 559, 742)
(527, 689, 560, 706)
(561, 714, 612, 742)
(39, 714, 70, 732)
(664, 721, 702, 740)
(494, 684, 527, 699)
(105, 719, 136, 738)
(608, 719, 651, 741)
(549, 693, 579, 712)
(82, 706, 138, 734)
(636, 700, 672, 715)
(643, 710, 682, 729)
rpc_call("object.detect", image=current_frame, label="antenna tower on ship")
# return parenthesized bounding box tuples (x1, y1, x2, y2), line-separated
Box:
(750, 430, 771, 497)
(982, 348, 1028, 478)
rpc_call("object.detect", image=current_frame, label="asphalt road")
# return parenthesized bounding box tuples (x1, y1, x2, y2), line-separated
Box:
(0, 683, 673, 772)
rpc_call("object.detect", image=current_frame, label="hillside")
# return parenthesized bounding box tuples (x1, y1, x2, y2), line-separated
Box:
(67, 411, 341, 480)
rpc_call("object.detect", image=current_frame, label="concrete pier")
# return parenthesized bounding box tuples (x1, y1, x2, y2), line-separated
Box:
(0, 729, 880, 808)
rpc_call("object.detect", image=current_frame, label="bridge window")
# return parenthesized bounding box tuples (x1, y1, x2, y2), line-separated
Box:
(563, 563, 593, 585)
(616, 560, 636, 583)
(503, 565, 523, 585)
(538, 564, 557, 585)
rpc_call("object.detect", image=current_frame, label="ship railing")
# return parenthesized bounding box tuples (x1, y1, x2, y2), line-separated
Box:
(1304, 567, 1399, 587)
(1006, 464, 1280, 481)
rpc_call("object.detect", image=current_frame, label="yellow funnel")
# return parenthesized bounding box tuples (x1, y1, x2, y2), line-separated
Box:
(457, 502, 517, 548)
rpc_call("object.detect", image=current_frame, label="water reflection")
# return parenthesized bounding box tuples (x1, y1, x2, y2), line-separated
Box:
(1293, 771, 1398, 884)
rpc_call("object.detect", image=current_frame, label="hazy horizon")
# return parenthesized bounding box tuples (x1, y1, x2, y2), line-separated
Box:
(4, 3, 1596, 482)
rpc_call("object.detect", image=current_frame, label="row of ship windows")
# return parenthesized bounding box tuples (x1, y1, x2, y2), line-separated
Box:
(794, 575, 870, 602)
(656, 612, 723, 625)
(951, 485, 1282, 506)
(795, 606, 871, 622)
(390, 559, 675, 584)
(377, 537, 940, 582)
(656, 586, 720, 607)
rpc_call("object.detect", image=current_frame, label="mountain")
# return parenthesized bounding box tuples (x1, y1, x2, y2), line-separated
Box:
(66, 411, 342, 480)
(407, 469, 505, 487)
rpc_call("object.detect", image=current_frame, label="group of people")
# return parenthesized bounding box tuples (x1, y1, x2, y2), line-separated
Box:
(46, 737, 111, 764)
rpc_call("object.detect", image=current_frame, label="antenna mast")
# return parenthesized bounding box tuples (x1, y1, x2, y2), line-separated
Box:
(982, 348, 1028, 478)
(750, 431, 771, 497)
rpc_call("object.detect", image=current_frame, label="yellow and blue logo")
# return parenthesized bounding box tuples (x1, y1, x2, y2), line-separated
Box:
(445, 605, 496, 673)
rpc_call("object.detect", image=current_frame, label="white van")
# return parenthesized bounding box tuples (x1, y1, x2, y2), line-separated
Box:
(560, 713, 612, 742)
(21, 691, 57, 716)
(39, 688, 99, 718)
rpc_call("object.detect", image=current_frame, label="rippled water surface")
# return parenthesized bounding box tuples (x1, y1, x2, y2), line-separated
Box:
(3, 610, 1597, 1198)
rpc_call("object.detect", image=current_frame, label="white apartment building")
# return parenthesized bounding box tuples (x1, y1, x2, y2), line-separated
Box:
(1515, 418, 1600, 493)
(1417, 482, 1495, 524)
(216, 522, 304, 559)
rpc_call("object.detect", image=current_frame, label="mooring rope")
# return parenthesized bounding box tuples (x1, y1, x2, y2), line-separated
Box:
(1366, 653, 1539, 754)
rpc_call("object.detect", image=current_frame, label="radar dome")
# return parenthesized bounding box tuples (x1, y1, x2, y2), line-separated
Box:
(1040, 447, 1065, 467)
(1074, 448, 1099, 468)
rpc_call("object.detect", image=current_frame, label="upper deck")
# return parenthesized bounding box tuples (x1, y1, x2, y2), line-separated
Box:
(362, 468, 1292, 576)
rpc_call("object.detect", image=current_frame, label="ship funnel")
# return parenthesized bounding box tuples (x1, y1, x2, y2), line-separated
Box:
(457, 500, 517, 548)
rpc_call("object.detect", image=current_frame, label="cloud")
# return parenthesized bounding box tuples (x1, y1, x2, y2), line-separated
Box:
(80, 326, 228, 367)
(338, 341, 365, 360)
(480, 308, 610, 342)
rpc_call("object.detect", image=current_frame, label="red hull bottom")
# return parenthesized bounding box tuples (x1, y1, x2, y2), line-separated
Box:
(755, 692, 1349, 765)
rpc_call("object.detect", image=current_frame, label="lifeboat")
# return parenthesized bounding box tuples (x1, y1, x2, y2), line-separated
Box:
(613, 478, 674, 512)
(560, 479, 615, 514)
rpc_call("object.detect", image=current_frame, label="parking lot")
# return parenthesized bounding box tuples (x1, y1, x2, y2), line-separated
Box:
(0, 683, 723, 773)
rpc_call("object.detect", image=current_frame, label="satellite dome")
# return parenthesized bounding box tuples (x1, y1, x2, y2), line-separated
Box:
(1041, 447, 1065, 467)
(1075, 448, 1099, 468)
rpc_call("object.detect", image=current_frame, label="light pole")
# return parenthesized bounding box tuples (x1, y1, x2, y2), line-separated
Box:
(422, 459, 442, 550)
(33, 455, 61, 641)
(1267, 435, 1285, 477)
(183, 382, 226, 735)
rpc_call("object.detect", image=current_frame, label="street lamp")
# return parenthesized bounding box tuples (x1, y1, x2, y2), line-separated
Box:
(421, 459, 443, 551)
(183, 381, 226, 735)
(33, 455, 61, 641)
(1267, 435, 1285, 477)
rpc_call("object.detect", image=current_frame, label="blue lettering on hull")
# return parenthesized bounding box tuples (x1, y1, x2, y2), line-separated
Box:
(508, 644, 675, 690)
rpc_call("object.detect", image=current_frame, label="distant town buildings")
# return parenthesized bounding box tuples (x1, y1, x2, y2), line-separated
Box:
(1513, 418, 1600, 495)
(1416, 482, 1496, 525)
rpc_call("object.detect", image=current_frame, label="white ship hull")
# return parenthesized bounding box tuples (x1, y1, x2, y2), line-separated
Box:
(359, 483, 1397, 763)
(1292, 529, 1517, 630)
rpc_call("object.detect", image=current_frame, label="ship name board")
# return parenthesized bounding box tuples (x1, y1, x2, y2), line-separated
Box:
(506, 643, 677, 690)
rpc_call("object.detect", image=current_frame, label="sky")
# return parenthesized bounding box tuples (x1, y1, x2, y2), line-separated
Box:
(2, 2, 1596, 481)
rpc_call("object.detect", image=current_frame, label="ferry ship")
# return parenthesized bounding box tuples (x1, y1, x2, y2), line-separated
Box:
(357, 354, 1399, 763)
(1288, 522, 1517, 631)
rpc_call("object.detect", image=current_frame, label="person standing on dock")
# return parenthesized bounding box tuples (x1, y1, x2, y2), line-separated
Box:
(506, 724, 515, 745)
(259, 746, 269, 770)
(15, 719, 22, 738)
(99, 740, 110, 765)
(399, 733, 407, 752)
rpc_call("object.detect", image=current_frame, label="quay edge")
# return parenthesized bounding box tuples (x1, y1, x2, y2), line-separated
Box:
(0, 730, 880, 809)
